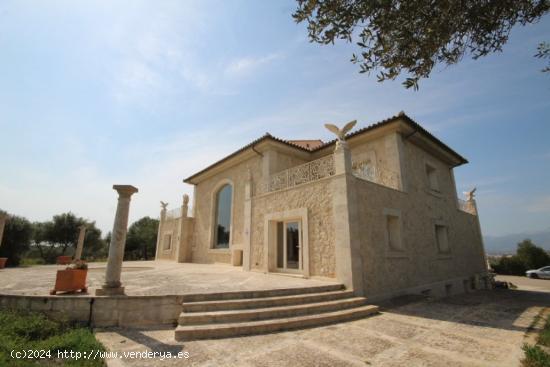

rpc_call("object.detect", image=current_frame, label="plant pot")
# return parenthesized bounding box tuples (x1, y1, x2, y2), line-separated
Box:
(50, 269, 88, 295)
(56, 256, 72, 265)
(0, 258, 7, 269)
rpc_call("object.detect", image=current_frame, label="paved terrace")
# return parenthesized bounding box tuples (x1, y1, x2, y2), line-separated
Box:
(96, 283, 550, 367)
(0, 261, 336, 296)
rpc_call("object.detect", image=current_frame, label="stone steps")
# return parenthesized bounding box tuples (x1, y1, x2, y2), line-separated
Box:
(179, 296, 367, 324)
(180, 284, 344, 303)
(175, 305, 379, 341)
(174, 284, 378, 341)
(182, 289, 356, 312)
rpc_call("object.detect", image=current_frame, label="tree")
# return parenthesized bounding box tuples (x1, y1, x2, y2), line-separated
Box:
(124, 217, 159, 261)
(32, 213, 106, 263)
(491, 238, 550, 275)
(0, 212, 33, 267)
(492, 255, 527, 275)
(535, 42, 550, 72)
(516, 238, 550, 269)
(293, 0, 549, 89)
(81, 226, 108, 261)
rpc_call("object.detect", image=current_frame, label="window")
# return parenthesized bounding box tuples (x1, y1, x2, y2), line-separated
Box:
(425, 163, 439, 191)
(163, 234, 172, 250)
(435, 224, 449, 253)
(213, 184, 232, 249)
(386, 214, 403, 251)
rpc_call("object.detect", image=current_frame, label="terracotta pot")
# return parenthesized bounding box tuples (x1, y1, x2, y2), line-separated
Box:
(0, 258, 7, 269)
(50, 269, 87, 295)
(56, 256, 72, 265)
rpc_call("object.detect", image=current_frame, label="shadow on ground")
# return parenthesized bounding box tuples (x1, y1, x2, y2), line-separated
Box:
(378, 288, 550, 333)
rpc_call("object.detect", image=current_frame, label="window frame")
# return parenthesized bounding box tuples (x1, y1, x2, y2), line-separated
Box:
(433, 220, 451, 257)
(162, 232, 173, 251)
(383, 208, 408, 258)
(209, 179, 234, 251)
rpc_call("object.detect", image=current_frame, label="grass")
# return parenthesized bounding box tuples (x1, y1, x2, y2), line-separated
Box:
(0, 309, 106, 366)
(539, 316, 550, 347)
(523, 313, 550, 367)
(19, 258, 46, 266)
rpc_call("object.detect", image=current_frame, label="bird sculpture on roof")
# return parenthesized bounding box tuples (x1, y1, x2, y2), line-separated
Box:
(160, 201, 168, 210)
(324, 120, 357, 142)
(463, 187, 477, 201)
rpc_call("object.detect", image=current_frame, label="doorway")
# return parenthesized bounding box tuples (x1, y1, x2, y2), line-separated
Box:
(276, 220, 302, 272)
(264, 208, 309, 277)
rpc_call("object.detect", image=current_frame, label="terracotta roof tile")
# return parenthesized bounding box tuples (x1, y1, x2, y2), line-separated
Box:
(184, 112, 467, 183)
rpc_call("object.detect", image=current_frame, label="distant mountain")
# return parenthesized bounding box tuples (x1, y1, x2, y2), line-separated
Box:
(483, 228, 550, 255)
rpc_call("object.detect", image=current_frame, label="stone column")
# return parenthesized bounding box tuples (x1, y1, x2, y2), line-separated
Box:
(331, 140, 365, 295)
(0, 212, 8, 249)
(155, 202, 168, 260)
(177, 194, 193, 263)
(243, 169, 253, 270)
(74, 225, 87, 260)
(181, 194, 189, 218)
(96, 185, 138, 296)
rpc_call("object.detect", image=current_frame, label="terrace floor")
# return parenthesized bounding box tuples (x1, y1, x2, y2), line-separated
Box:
(0, 260, 336, 296)
(95, 282, 550, 366)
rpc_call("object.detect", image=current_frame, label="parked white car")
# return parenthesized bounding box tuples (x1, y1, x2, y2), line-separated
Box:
(526, 266, 550, 279)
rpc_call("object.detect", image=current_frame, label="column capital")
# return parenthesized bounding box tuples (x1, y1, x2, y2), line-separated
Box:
(113, 185, 138, 197)
(78, 224, 87, 231)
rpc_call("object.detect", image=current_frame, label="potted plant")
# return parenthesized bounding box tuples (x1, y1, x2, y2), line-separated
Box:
(50, 260, 88, 295)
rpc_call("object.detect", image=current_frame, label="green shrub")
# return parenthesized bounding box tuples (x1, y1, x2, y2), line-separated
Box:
(492, 239, 550, 276)
(492, 255, 527, 275)
(523, 344, 550, 367)
(539, 317, 550, 347)
(0, 309, 105, 366)
(0, 309, 65, 341)
(0, 213, 32, 267)
(19, 258, 46, 266)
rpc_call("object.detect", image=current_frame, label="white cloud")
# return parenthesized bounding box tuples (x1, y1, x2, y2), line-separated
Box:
(225, 53, 283, 78)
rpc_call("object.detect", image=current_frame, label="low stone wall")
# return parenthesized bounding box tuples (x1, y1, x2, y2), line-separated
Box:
(366, 273, 491, 303)
(0, 294, 183, 327)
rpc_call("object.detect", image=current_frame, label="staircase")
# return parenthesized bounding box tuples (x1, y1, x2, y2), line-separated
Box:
(174, 284, 378, 341)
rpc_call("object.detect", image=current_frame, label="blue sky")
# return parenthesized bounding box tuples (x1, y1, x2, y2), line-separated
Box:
(1, 1, 549, 237)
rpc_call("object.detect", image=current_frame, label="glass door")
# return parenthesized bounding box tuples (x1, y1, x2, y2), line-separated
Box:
(276, 220, 302, 272)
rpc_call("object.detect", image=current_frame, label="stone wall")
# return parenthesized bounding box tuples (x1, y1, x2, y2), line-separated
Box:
(0, 294, 183, 327)
(353, 140, 486, 298)
(350, 134, 397, 173)
(156, 217, 180, 261)
(191, 156, 262, 264)
(251, 177, 336, 277)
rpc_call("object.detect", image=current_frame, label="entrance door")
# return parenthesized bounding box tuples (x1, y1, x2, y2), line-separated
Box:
(276, 220, 302, 272)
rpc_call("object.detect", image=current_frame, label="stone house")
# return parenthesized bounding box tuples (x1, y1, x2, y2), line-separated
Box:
(155, 112, 489, 300)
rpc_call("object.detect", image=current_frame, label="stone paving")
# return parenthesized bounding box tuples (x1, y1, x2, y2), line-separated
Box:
(0, 261, 336, 296)
(95, 282, 550, 366)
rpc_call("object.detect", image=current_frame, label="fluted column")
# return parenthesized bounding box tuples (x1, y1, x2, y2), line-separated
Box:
(96, 185, 138, 296)
(74, 225, 87, 260)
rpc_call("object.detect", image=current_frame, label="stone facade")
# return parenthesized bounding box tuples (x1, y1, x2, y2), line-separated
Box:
(251, 177, 335, 277)
(156, 113, 489, 299)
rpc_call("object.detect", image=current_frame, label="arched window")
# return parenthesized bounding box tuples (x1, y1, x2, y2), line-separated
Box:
(213, 184, 232, 248)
